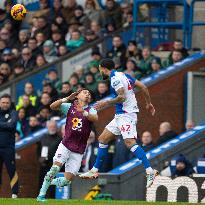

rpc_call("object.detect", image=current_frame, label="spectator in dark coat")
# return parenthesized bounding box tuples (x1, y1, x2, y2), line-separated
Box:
(95, 81, 109, 101)
(141, 131, 155, 152)
(60, 82, 72, 98)
(49, 0, 63, 21)
(171, 39, 189, 59)
(172, 154, 195, 177)
(37, 106, 51, 127)
(27, 116, 42, 135)
(28, 38, 43, 59)
(16, 108, 28, 140)
(126, 40, 142, 64)
(42, 82, 59, 102)
(157, 122, 177, 145)
(38, 120, 61, 198)
(107, 35, 126, 66)
(1, 48, 15, 68)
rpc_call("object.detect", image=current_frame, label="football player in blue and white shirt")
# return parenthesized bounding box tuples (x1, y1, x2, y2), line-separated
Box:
(80, 58, 158, 188)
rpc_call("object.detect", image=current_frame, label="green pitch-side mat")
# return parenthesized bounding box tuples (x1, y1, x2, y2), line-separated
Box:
(0, 199, 203, 205)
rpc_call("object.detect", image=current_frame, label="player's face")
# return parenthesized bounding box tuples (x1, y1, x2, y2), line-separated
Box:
(77, 90, 91, 103)
(99, 65, 109, 80)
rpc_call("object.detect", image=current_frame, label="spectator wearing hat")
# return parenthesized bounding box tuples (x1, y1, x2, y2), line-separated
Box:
(138, 46, 155, 76)
(85, 29, 98, 42)
(15, 30, 29, 50)
(43, 40, 58, 63)
(102, 0, 122, 29)
(85, 72, 97, 92)
(126, 40, 142, 63)
(84, 0, 100, 23)
(51, 31, 65, 49)
(60, 82, 72, 98)
(141, 131, 155, 152)
(172, 154, 195, 177)
(107, 35, 126, 66)
(151, 57, 161, 73)
(62, 0, 79, 25)
(57, 45, 69, 57)
(18, 47, 36, 71)
(43, 69, 61, 92)
(1, 48, 15, 68)
(28, 38, 43, 59)
(95, 81, 109, 101)
(36, 54, 48, 67)
(162, 49, 183, 68)
(66, 30, 84, 51)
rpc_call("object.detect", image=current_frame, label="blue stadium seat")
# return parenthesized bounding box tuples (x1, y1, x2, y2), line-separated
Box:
(196, 158, 205, 174)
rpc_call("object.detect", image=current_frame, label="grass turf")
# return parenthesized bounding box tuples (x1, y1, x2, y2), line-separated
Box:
(0, 199, 203, 205)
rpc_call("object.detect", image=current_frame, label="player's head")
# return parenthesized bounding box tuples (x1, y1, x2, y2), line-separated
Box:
(99, 58, 115, 80)
(0, 94, 11, 111)
(76, 89, 92, 104)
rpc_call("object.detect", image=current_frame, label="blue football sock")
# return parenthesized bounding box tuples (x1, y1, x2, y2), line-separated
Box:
(39, 165, 60, 196)
(130, 144, 151, 170)
(93, 143, 108, 170)
(51, 177, 70, 187)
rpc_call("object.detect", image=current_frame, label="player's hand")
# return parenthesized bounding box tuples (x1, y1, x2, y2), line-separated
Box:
(146, 103, 155, 116)
(67, 92, 78, 101)
(75, 102, 84, 113)
(94, 101, 108, 110)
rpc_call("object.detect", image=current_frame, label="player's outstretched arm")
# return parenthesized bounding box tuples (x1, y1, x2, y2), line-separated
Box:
(50, 92, 78, 110)
(134, 80, 155, 116)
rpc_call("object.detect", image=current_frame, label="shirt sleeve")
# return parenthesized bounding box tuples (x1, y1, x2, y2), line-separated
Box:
(89, 107, 97, 115)
(125, 73, 136, 86)
(111, 76, 124, 91)
(60, 103, 72, 115)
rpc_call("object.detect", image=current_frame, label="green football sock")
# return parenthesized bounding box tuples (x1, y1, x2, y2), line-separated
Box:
(51, 177, 71, 187)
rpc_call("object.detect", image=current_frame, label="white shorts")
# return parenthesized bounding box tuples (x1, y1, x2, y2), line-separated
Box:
(106, 113, 137, 139)
(53, 142, 83, 175)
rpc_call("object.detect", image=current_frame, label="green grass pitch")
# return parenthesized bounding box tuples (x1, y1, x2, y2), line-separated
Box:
(0, 199, 203, 205)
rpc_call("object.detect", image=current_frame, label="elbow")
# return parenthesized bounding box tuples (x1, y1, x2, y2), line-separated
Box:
(118, 95, 126, 103)
(50, 104, 55, 110)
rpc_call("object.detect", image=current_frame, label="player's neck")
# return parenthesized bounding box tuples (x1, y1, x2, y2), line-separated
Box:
(78, 100, 87, 107)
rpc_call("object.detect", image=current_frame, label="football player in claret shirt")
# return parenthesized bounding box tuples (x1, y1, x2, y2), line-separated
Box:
(37, 89, 98, 202)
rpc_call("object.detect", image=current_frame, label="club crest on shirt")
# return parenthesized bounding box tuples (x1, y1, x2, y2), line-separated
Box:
(5, 114, 9, 119)
(71, 118, 83, 131)
(71, 110, 75, 115)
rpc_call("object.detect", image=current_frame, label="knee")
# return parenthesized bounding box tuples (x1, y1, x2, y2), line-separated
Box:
(124, 138, 136, 149)
(64, 172, 74, 181)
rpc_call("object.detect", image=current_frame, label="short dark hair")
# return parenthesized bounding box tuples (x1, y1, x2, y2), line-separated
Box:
(174, 39, 182, 43)
(99, 58, 115, 70)
(62, 82, 70, 86)
(0, 93, 11, 100)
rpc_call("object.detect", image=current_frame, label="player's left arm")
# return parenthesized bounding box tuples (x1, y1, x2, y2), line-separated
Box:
(134, 79, 155, 116)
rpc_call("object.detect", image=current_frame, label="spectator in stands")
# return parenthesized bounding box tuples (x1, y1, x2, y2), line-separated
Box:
(105, 19, 116, 33)
(95, 81, 109, 101)
(172, 154, 195, 177)
(36, 54, 48, 67)
(0, 27, 14, 48)
(34, 16, 51, 40)
(28, 38, 43, 59)
(185, 120, 195, 130)
(107, 35, 126, 65)
(16, 82, 37, 110)
(42, 82, 59, 102)
(16, 108, 28, 140)
(69, 74, 79, 92)
(54, 15, 68, 36)
(157, 122, 177, 145)
(0, 73, 6, 85)
(123, 10, 133, 28)
(126, 40, 142, 63)
(84, 0, 100, 23)
(10, 64, 25, 79)
(172, 39, 189, 59)
(44, 69, 61, 92)
(90, 21, 103, 38)
(49, 0, 63, 21)
(141, 131, 154, 152)
(51, 31, 65, 49)
(38, 120, 61, 198)
(62, 0, 79, 25)
(138, 46, 155, 76)
(35, 0, 50, 18)
(66, 30, 84, 51)
(74, 65, 84, 83)
(17, 95, 37, 118)
(1, 48, 15, 68)
(84, 72, 97, 92)
(87, 47, 101, 69)
(57, 45, 69, 56)
(0, 39, 6, 55)
(15, 29, 29, 50)
(89, 64, 101, 81)
(103, 0, 122, 29)
(151, 58, 161, 73)
(0, 9, 8, 29)
(30, 17, 38, 38)
(0, 63, 11, 82)
(37, 106, 51, 127)
(121, 3, 131, 25)
(18, 47, 36, 71)
(27, 116, 42, 135)
(124, 58, 139, 78)
(35, 32, 46, 51)
(60, 82, 72, 98)
(38, 92, 52, 108)
(43, 40, 58, 63)
(85, 29, 98, 42)
(162, 49, 183, 68)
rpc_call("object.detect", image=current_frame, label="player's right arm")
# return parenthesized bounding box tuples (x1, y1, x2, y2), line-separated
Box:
(50, 92, 78, 111)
